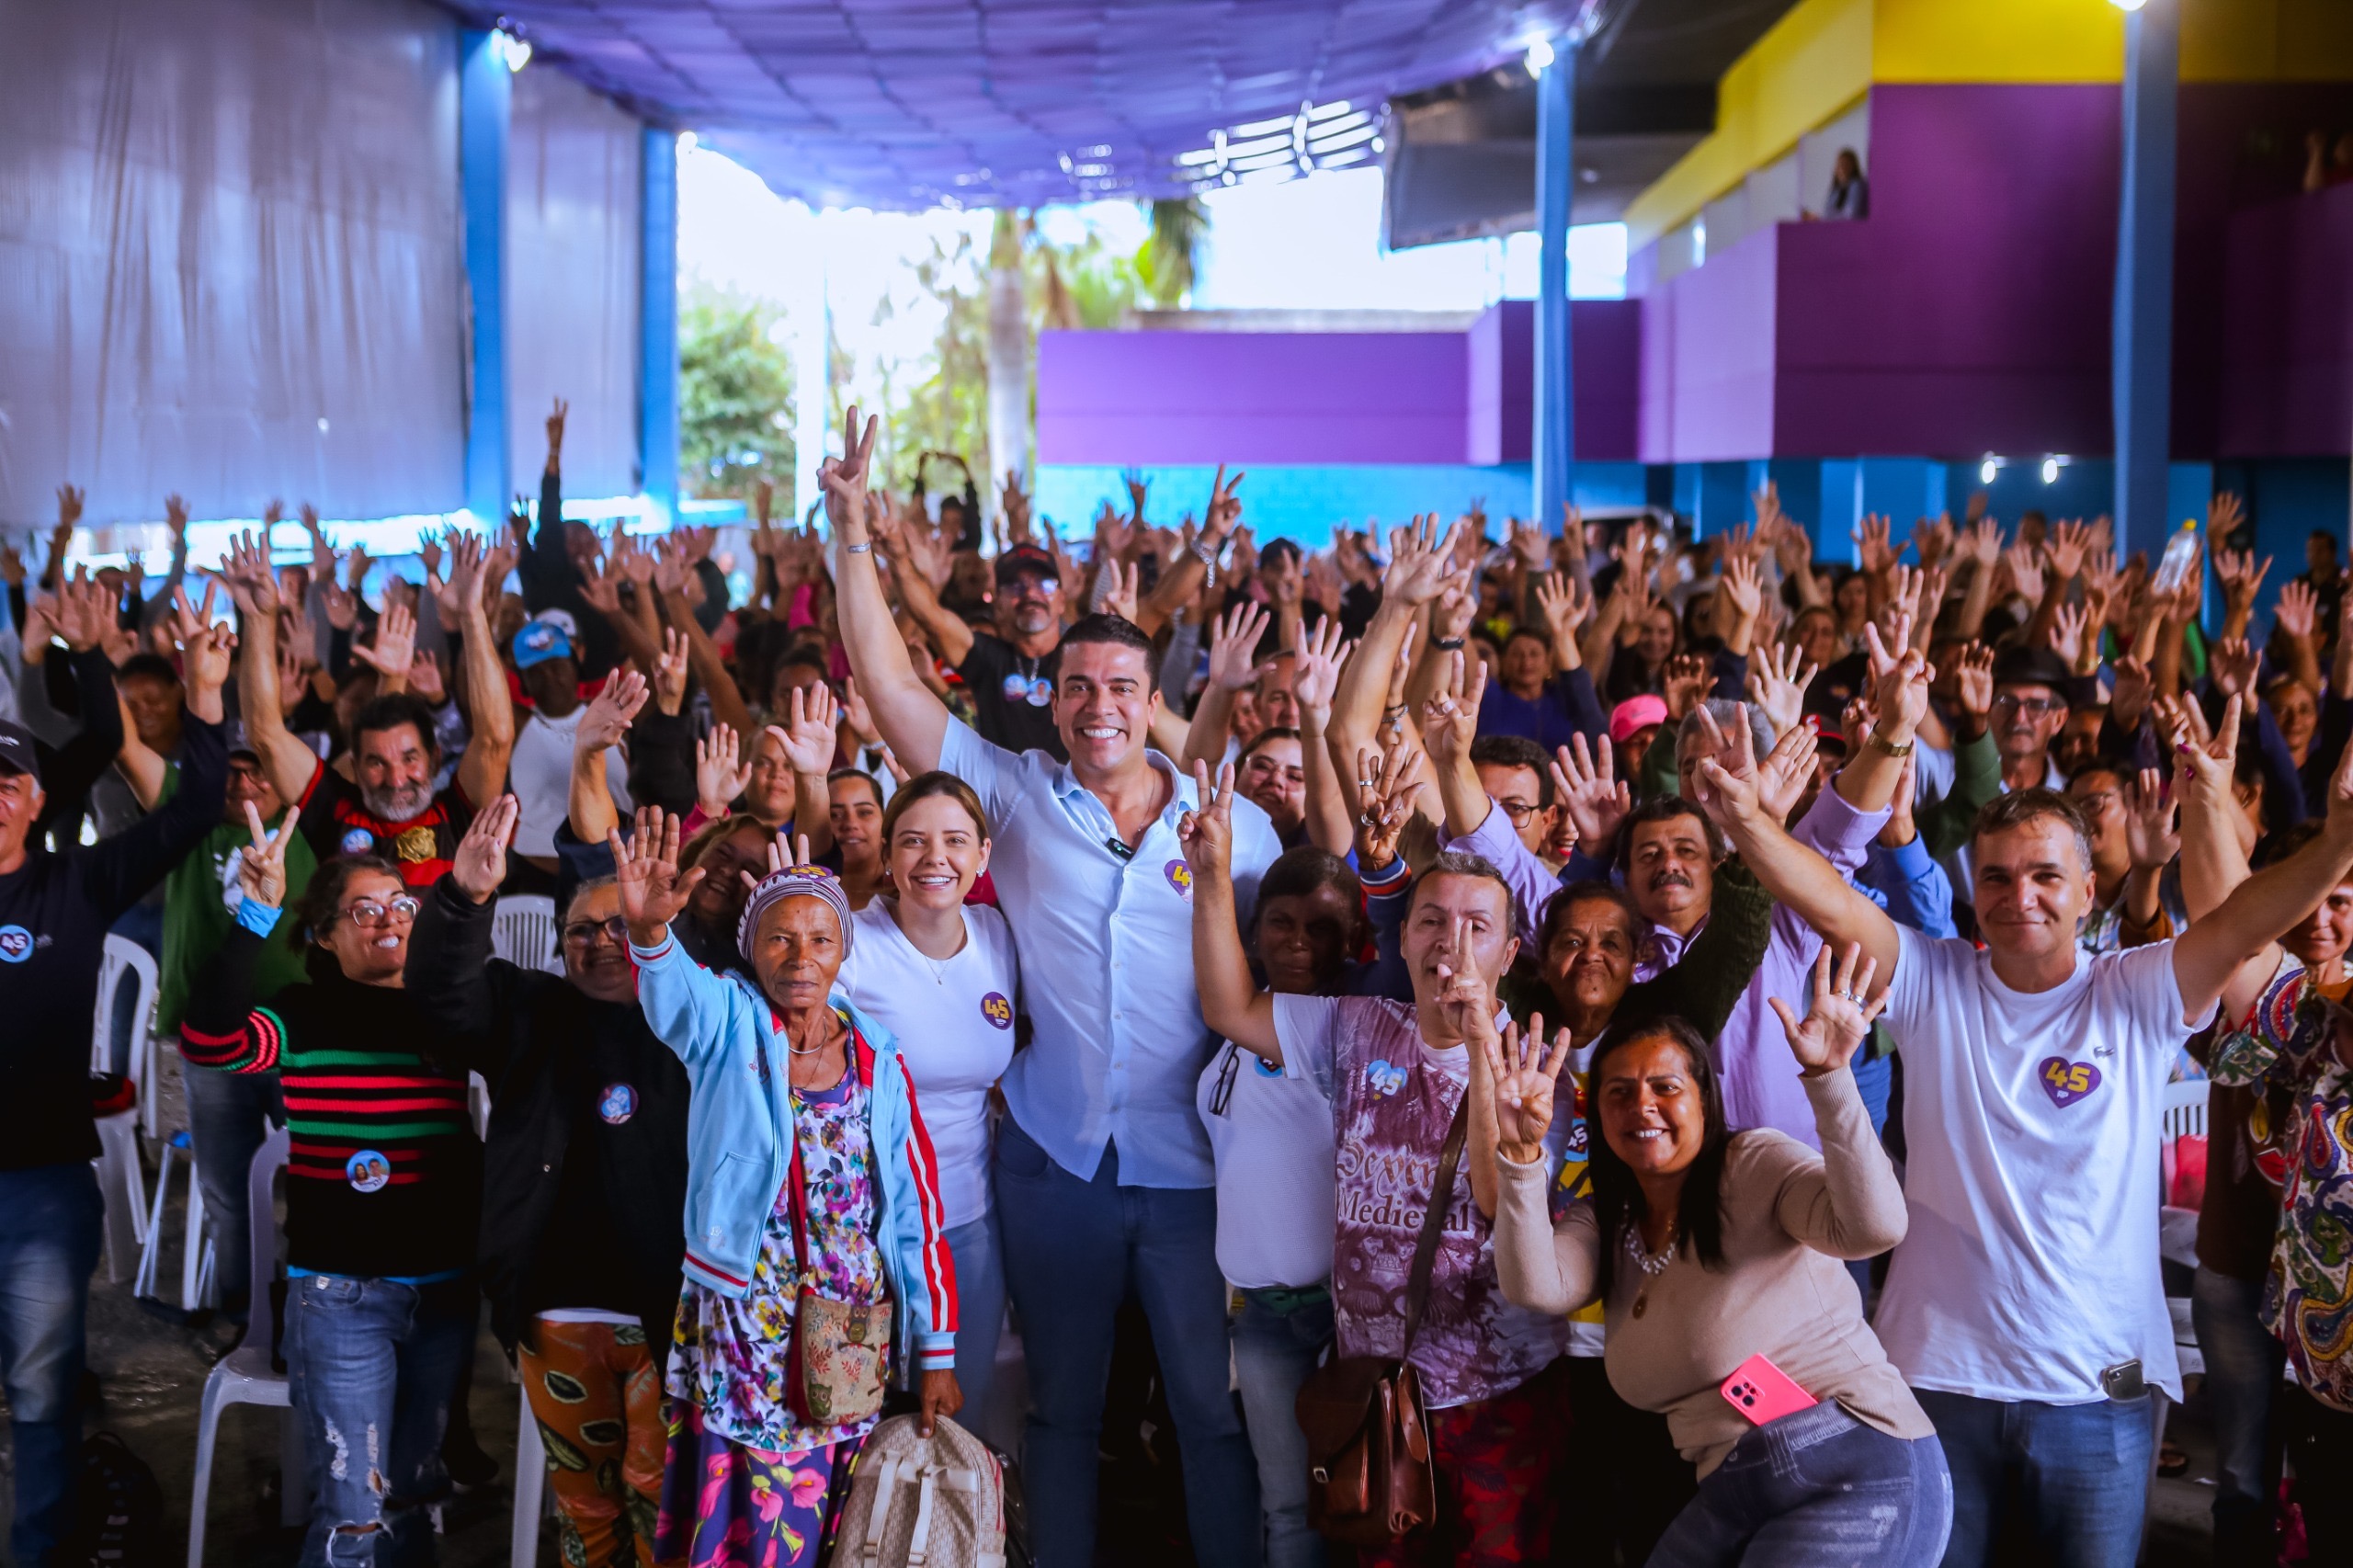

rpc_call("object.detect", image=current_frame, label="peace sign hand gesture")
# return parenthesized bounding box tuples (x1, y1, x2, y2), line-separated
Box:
(235, 801, 300, 911)
(1177, 760, 1236, 881)
(1769, 942, 1887, 1075)
(1483, 1012, 1576, 1165)
(1351, 742, 1423, 872)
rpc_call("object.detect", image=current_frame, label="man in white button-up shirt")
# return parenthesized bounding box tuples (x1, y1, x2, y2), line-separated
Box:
(824, 413, 1279, 1568)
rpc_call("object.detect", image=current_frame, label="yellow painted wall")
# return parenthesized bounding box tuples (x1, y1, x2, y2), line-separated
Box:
(1620, 0, 1872, 248)
(1624, 0, 2353, 250)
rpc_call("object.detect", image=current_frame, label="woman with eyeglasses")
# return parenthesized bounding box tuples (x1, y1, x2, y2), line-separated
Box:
(404, 794, 691, 1568)
(180, 824, 485, 1568)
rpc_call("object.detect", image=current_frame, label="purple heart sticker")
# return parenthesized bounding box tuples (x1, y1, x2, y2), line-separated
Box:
(2038, 1057, 2102, 1108)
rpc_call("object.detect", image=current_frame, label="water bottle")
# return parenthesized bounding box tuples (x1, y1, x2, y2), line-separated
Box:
(2151, 519, 2200, 596)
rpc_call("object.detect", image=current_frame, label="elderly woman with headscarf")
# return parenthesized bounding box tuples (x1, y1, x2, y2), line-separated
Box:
(612, 805, 960, 1568)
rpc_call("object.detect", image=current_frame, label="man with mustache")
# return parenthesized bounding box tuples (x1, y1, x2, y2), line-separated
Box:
(222, 527, 515, 891)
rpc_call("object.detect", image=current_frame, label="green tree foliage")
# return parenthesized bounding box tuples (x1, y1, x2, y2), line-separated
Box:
(1135, 198, 1206, 309)
(877, 233, 991, 494)
(679, 281, 794, 499)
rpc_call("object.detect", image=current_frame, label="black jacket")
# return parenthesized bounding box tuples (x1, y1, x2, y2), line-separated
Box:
(405, 877, 689, 1357)
(0, 706, 223, 1168)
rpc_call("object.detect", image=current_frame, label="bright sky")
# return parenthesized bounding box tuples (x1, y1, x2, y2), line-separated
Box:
(678, 144, 1627, 403)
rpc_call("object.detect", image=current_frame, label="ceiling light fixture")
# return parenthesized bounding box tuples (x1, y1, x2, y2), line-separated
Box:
(1525, 37, 1556, 76)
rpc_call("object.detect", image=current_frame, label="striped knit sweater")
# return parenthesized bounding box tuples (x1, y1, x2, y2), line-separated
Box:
(180, 925, 482, 1279)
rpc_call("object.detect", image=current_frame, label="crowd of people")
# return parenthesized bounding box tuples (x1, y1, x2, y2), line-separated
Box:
(2, 398, 2351, 1568)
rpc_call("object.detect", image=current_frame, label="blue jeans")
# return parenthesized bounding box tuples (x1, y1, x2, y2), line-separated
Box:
(943, 1210, 1006, 1425)
(992, 1119, 1259, 1568)
(184, 1062, 285, 1322)
(1912, 1388, 2155, 1568)
(284, 1273, 477, 1568)
(2190, 1267, 2283, 1564)
(0, 1163, 104, 1568)
(1649, 1400, 1950, 1568)
(1233, 1288, 1334, 1568)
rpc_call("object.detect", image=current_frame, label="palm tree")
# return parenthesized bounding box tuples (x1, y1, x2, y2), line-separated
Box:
(1137, 198, 1207, 309)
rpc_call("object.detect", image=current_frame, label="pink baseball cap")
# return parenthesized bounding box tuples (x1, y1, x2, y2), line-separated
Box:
(1608, 695, 1670, 745)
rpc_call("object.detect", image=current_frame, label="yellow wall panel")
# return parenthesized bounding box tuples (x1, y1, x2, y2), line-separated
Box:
(1622, 0, 1872, 247)
(1871, 0, 2122, 83)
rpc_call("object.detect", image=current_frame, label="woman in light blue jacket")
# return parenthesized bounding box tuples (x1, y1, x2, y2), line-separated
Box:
(614, 807, 960, 1568)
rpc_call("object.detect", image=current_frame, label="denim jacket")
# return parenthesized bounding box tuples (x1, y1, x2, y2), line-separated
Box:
(631, 930, 958, 1372)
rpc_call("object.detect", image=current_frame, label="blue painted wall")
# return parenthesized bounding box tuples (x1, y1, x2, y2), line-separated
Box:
(1034, 462, 1651, 544)
(459, 31, 511, 527)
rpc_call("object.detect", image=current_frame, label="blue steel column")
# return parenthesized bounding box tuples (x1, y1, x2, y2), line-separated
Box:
(2111, 0, 2178, 562)
(640, 128, 681, 523)
(1533, 44, 1575, 536)
(459, 31, 511, 527)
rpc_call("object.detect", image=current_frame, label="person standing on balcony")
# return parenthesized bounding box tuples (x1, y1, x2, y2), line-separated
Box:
(1824, 148, 1869, 220)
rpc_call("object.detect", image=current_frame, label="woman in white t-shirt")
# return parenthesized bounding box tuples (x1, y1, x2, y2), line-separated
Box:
(835, 771, 1018, 1418)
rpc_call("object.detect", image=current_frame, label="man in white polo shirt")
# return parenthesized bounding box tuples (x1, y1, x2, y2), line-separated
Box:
(1689, 706, 2353, 1568)
(823, 411, 1279, 1568)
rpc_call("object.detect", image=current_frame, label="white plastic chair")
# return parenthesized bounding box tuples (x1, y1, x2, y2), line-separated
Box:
(92, 935, 160, 1281)
(136, 1129, 216, 1312)
(2161, 1076, 2208, 1142)
(492, 895, 563, 975)
(188, 1126, 304, 1568)
(512, 1381, 549, 1567)
(97, 933, 164, 1138)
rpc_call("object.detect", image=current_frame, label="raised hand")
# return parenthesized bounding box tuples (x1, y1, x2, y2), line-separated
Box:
(753, 830, 819, 885)
(695, 726, 754, 819)
(1420, 649, 1485, 768)
(352, 599, 417, 678)
(1853, 514, 1894, 576)
(545, 396, 569, 461)
(1484, 1013, 1575, 1164)
(1550, 733, 1631, 853)
(1351, 742, 1423, 870)
(452, 794, 520, 903)
(1662, 653, 1711, 721)
(1756, 717, 1823, 824)
(2043, 517, 2092, 586)
(1769, 942, 1886, 1075)
(1533, 571, 1589, 653)
(1291, 617, 1347, 733)
(407, 649, 447, 705)
(1718, 553, 1763, 628)
(2049, 600, 2090, 672)
(435, 531, 490, 624)
(1206, 602, 1272, 691)
(2214, 549, 2271, 620)
(217, 528, 282, 616)
(1431, 915, 1497, 1044)
(234, 801, 300, 910)
(1098, 556, 1141, 623)
(1201, 463, 1246, 546)
(1960, 516, 2002, 568)
(1746, 642, 1819, 741)
(819, 406, 880, 536)
(2124, 767, 2179, 871)
(1381, 514, 1465, 608)
(610, 807, 705, 944)
(1177, 759, 1236, 877)
(1507, 516, 1549, 573)
(1911, 515, 1954, 570)
(772, 684, 841, 775)
(1862, 619, 1932, 742)
(1690, 701, 1765, 827)
(2278, 579, 2320, 642)
(2211, 636, 2260, 700)
(579, 669, 650, 756)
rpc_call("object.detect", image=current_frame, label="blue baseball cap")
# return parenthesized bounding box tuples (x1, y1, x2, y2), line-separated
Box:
(512, 618, 574, 671)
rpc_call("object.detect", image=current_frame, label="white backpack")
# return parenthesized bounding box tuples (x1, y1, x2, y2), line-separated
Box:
(830, 1415, 1006, 1568)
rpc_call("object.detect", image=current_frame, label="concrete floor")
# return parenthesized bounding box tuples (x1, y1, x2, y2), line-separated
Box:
(1, 1051, 2231, 1566)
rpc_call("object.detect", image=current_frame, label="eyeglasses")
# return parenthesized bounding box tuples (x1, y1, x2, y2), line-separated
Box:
(344, 896, 421, 928)
(1993, 694, 2063, 718)
(1494, 800, 1544, 825)
(564, 915, 631, 945)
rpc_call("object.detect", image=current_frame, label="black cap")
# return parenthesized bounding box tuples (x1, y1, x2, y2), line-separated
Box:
(1992, 645, 2073, 693)
(993, 544, 1058, 586)
(0, 721, 40, 785)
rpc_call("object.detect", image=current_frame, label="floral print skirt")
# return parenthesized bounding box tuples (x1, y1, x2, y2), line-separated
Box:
(652, 1399, 864, 1568)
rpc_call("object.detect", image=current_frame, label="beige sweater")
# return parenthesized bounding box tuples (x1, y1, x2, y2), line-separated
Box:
(1495, 1067, 1932, 1476)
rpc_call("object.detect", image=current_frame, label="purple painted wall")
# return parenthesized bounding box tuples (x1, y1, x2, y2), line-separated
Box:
(2221, 183, 2353, 458)
(1035, 329, 1470, 465)
(1643, 84, 2120, 463)
(1636, 81, 2353, 465)
(1037, 301, 1639, 467)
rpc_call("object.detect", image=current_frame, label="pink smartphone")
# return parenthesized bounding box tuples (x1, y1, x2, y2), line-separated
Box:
(1720, 1354, 1818, 1427)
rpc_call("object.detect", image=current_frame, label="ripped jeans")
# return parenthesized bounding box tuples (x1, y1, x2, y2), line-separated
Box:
(284, 1273, 477, 1567)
